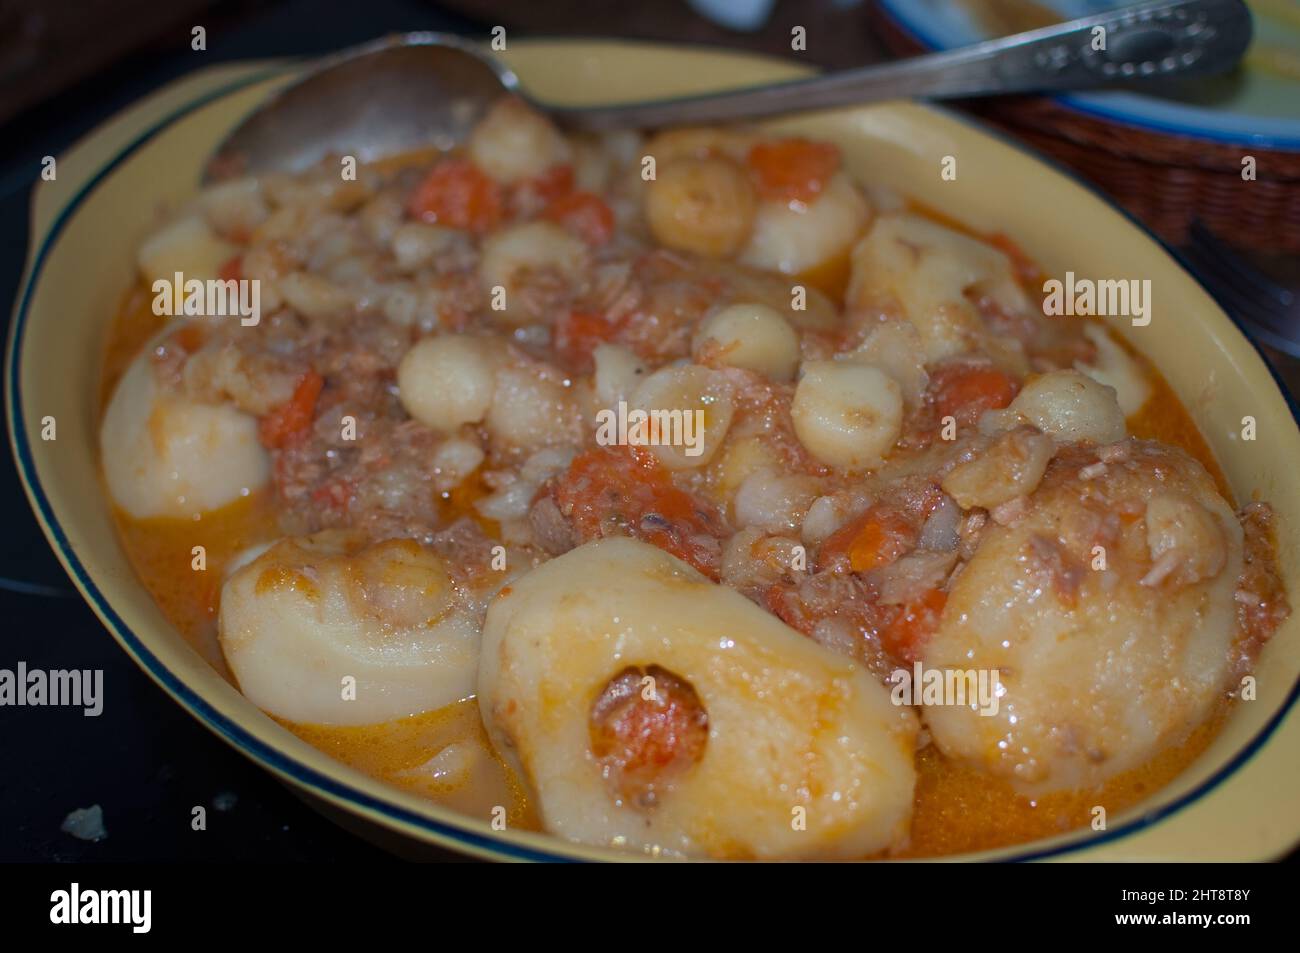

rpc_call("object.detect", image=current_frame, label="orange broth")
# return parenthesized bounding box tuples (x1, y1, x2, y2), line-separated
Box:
(103, 253, 1236, 856)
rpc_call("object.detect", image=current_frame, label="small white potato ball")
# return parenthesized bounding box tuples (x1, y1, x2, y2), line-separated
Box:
(397, 335, 502, 433)
(468, 97, 571, 184)
(644, 156, 756, 258)
(630, 364, 735, 469)
(591, 343, 647, 409)
(486, 366, 578, 451)
(137, 215, 238, 286)
(692, 302, 800, 381)
(478, 221, 588, 325)
(791, 361, 902, 471)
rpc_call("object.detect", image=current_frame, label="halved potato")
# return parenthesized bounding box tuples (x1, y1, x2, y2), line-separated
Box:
(478, 537, 918, 859)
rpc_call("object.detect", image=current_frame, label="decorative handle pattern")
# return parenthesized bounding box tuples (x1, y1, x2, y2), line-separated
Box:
(546, 0, 1253, 131)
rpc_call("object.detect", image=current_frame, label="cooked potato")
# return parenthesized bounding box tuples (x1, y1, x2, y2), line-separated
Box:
(847, 213, 1028, 367)
(390, 221, 457, 273)
(692, 302, 800, 381)
(1076, 323, 1152, 417)
(1008, 369, 1126, 445)
(921, 442, 1242, 793)
(629, 364, 735, 468)
(479, 221, 589, 325)
(197, 177, 268, 239)
(137, 215, 239, 287)
(478, 537, 918, 859)
(486, 363, 580, 451)
(1143, 492, 1227, 587)
(219, 533, 479, 726)
(468, 97, 572, 184)
(846, 319, 930, 409)
(590, 343, 648, 411)
(644, 156, 756, 258)
(733, 467, 821, 533)
(398, 335, 503, 433)
(791, 361, 902, 470)
(941, 426, 1054, 510)
(100, 351, 269, 519)
(277, 271, 351, 321)
(739, 172, 870, 276)
(706, 261, 841, 333)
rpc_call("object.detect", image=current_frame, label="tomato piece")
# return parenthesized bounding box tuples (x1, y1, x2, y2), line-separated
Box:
(747, 138, 841, 204)
(818, 505, 917, 574)
(529, 163, 575, 203)
(545, 191, 615, 246)
(406, 158, 503, 233)
(589, 665, 708, 806)
(880, 588, 947, 664)
(259, 370, 324, 449)
(549, 447, 725, 578)
(218, 255, 242, 282)
(930, 363, 1019, 427)
(555, 309, 619, 372)
(764, 582, 816, 635)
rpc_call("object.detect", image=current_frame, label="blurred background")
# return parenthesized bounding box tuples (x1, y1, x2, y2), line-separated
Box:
(1, 0, 1296, 861)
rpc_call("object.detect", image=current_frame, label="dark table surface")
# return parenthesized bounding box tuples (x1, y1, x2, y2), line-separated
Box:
(2, 0, 1296, 863)
(0, 0, 487, 864)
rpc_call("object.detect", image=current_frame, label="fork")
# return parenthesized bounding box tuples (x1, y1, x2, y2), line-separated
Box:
(1183, 220, 1300, 358)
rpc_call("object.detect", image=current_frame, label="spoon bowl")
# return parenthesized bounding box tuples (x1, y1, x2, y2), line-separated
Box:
(205, 33, 517, 181)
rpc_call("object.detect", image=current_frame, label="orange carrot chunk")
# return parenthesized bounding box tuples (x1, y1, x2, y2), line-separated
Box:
(259, 371, 324, 449)
(931, 363, 1019, 427)
(545, 191, 615, 246)
(406, 158, 503, 233)
(880, 588, 947, 664)
(747, 138, 841, 204)
(818, 505, 917, 574)
(555, 309, 619, 372)
(549, 446, 725, 579)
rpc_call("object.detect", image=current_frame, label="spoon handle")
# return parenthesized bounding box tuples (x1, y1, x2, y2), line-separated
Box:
(543, 0, 1252, 131)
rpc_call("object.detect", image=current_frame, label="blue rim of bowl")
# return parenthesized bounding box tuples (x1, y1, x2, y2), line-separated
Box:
(877, 0, 1300, 151)
(6, 54, 1300, 864)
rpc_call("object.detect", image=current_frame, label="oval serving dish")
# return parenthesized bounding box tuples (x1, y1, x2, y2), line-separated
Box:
(7, 39, 1300, 861)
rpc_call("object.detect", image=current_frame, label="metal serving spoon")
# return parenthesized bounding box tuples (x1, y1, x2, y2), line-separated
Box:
(204, 0, 1251, 182)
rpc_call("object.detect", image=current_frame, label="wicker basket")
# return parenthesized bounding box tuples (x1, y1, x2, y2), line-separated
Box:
(872, 7, 1300, 253)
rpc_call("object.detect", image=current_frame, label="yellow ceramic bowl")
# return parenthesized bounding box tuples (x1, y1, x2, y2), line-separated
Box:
(7, 40, 1300, 862)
